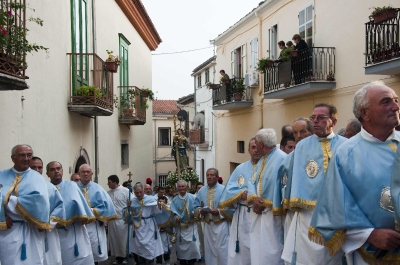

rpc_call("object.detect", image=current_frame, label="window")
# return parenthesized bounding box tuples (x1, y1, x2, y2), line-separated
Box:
(71, 0, 88, 93)
(250, 37, 258, 70)
(205, 69, 210, 83)
(230, 162, 240, 175)
(197, 75, 202, 87)
(269, 25, 278, 60)
(159, 128, 171, 146)
(237, 141, 245, 153)
(231, 44, 247, 78)
(158, 174, 168, 187)
(299, 5, 313, 47)
(119, 34, 131, 104)
(121, 142, 129, 169)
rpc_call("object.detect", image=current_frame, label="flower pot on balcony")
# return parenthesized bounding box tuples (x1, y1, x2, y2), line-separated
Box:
(290, 50, 298, 58)
(266, 61, 274, 67)
(141, 90, 149, 97)
(123, 108, 134, 117)
(373, 9, 396, 24)
(234, 93, 243, 101)
(210, 84, 218, 89)
(105, 62, 118, 73)
(327, 76, 335, 81)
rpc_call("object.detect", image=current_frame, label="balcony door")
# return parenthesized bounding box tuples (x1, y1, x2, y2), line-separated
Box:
(71, 0, 88, 94)
(119, 34, 130, 109)
(299, 5, 313, 47)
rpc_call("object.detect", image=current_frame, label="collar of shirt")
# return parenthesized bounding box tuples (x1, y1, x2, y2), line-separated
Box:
(361, 127, 396, 143)
(178, 193, 187, 200)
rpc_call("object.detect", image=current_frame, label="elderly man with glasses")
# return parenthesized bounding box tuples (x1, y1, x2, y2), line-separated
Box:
(0, 144, 53, 264)
(281, 103, 347, 265)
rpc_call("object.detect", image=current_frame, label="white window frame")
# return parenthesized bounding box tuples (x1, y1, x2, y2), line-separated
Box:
(231, 44, 247, 78)
(250, 37, 258, 70)
(299, 4, 313, 47)
(269, 25, 278, 60)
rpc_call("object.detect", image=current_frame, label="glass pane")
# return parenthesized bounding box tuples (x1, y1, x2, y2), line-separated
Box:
(299, 10, 305, 26)
(306, 5, 313, 22)
(306, 22, 312, 46)
(299, 26, 305, 39)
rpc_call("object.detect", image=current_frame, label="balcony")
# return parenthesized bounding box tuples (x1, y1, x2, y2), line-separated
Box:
(189, 128, 209, 148)
(263, 47, 336, 99)
(212, 78, 253, 110)
(364, 8, 400, 75)
(67, 53, 114, 116)
(117, 86, 146, 126)
(0, 0, 29, 90)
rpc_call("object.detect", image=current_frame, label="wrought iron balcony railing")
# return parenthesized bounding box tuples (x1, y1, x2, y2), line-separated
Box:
(264, 47, 335, 94)
(365, 8, 400, 65)
(67, 53, 114, 116)
(189, 128, 209, 147)
(212, 78, 253, 106)
(117, 86, 146, 125)
(0, 0, 27, 79)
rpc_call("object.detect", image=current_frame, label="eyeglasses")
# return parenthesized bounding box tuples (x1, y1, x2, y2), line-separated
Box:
(13, 153, 33, 159)
(309, 115, 330, 122)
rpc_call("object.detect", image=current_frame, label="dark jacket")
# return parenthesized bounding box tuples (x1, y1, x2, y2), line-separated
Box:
(294, 39, 308, 51)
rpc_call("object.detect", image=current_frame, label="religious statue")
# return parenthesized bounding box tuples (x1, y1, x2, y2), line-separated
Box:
(171, 128, 189, 171)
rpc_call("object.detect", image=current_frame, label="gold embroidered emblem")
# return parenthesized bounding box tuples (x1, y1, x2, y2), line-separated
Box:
(380, 186, 394, 213)
(282, 172, 287, 185)
(236, 175, 245, 188)
(251, 172, 257, 184)
(178, 207, 183, 214)
(306, 160, 319, 178)
(132, 209, 139, 216)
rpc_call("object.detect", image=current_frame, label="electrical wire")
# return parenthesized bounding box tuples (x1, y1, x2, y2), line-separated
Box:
(152, 46, 214, 55)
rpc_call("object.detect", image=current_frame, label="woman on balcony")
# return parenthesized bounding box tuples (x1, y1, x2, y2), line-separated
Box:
(292, 34, 311, 85)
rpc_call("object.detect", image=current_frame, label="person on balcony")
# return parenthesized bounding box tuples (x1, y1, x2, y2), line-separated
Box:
(276, 41, 287, 62)
(219, 70, 232, 102)
(286, 41, 294, 49)
(292, 34, 310, 85)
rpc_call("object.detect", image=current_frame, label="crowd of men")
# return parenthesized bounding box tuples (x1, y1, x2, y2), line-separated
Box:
(1, 80, 400, 265)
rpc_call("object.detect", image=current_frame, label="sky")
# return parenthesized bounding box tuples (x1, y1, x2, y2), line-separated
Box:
(142, 0, 263, 100)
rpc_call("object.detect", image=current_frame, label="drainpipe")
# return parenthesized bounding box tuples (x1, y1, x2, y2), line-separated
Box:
(92, 0, 99, 183)
(193, 75, 196, 170)
(255, 11, 264, 129)
(154, 118, 157, 181)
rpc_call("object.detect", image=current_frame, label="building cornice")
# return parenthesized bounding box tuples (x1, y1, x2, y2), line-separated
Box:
(115, 0, 162, 51)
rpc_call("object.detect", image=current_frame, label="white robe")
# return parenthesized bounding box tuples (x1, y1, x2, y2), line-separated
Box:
(43, 228, 61, 265)
(227, 200, 252, 265)
(57, 221, 94, 265)
(0, 196, 45, 265)
(203, 220, 230, 265)
(282, 210, 343, 265)
(107, 186, 130, 258)
(86, 220, 108, 262)
(128, 205, 163, 260)
(175, 223, 201, 260)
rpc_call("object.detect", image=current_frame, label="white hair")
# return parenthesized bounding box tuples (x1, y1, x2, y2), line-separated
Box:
(78, 164, 92, 172)
(177, 180, 188, 186)
(133, 182, 144, 191)
(11, 144, 33, 155)
(255, 128, 277, 148)
(353, 81, 385, 121)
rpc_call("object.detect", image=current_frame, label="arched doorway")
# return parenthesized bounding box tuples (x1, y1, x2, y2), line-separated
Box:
(73, 147, 91, 173)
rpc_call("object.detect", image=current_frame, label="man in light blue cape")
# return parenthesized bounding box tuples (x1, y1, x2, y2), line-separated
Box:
(124, 182, 164, 264)
(219, 137, 261, 265)
(77, 164, 118, 264)
(310, 82, 400, 265)
(194, 168, 233, 265)
(47, 161, 95, 265)
(154, 194, 174, 265)
(171, 180, 201, 265)
(246, 129, 286, 265)
(0, 144, 52, 265)
(281, 103, 347, 265)
(30, 157, 65, 265)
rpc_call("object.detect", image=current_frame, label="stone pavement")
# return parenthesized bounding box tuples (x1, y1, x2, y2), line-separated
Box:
(99, 252, 204, 265)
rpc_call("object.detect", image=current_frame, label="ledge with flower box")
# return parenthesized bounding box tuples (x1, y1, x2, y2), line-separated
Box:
(68, 85, 114, 116)
(105, 50, 121, 73)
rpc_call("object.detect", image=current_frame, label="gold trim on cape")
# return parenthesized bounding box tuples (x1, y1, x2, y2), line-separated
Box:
(320, 138, 332, 173)
(0, 221, 7, 230)
(219, 190, 245, 208)
(16, 203, 52, 230)
(158, 212, 175, 228)
(358, 246, 400, 265)
(308, 226, 346, 256)
(287, 197, 316, 211)
(272, 207, 285, 216)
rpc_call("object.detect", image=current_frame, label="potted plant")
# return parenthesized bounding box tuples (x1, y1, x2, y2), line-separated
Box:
(140, 88, 155, 100)
(369, 5, 396, 24)
(105, 50, 121, 73)
(219, 76, 230, 84)
(256, 58, 274, 73)
(206, 82, 218, 89)
(76, 85, 103, 98)
(113, 88, 136, 116)
(327, 72, 335, 81)
(232, 78, 246, 101)
(280, 47, 294, 62)
(0, 3, 48, 75)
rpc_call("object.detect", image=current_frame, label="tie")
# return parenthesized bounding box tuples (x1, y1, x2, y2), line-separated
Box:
(320, 138, 332, 173)
(388, 138, 400, 153)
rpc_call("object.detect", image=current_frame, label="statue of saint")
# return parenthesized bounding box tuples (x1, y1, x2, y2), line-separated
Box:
(171, 128, 189, 171)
